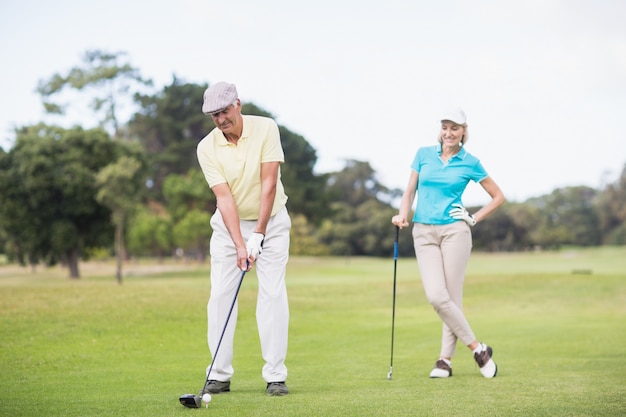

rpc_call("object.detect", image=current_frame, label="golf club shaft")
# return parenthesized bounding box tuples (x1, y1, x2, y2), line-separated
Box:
(201, 267, 247, 393)
(388, 225, 399, 379)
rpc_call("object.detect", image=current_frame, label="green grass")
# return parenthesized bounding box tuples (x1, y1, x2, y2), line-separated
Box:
(1, 247, 625, 416)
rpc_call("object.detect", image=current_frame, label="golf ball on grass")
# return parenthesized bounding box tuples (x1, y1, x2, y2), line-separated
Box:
(202, 393, 212, 404)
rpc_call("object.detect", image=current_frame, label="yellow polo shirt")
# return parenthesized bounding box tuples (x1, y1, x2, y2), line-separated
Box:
(197, 115, 288, 220)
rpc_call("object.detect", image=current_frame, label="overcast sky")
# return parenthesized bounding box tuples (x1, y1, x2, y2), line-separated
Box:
(1, 0, 624, 205)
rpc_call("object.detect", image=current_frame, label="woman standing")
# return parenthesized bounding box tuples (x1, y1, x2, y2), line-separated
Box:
(391, 108, 505, 378)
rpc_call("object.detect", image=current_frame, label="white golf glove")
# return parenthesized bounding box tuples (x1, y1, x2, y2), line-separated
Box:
(449, 204, 476, 227)
(246, 232, 265, 260)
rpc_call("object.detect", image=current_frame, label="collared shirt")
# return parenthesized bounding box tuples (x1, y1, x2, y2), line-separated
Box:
(197, 115, 288, 220)
(410, 144, 488, 224)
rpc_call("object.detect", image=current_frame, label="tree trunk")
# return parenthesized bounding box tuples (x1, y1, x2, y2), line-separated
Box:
(115, 216, 124, 285)
(198, 243, 207, 263)
(67, 249, 80, 279)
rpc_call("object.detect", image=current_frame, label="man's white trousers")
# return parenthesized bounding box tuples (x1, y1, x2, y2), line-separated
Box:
(206, 207, 290, 383)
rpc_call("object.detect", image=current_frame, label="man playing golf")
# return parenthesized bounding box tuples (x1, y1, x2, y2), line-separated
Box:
(197, 81, 291, 396)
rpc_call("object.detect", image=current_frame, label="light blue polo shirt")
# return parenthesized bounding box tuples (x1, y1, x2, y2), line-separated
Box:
(411, 144, 488, 225)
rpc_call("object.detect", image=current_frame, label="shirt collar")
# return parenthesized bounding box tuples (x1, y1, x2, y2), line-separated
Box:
(437, 143, 468, 160)
(240, 115, 251, 140)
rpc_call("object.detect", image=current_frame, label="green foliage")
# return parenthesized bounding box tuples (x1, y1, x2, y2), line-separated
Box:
(4, 51, 624, 259)
(130, 78, 214, 198)
(472, 203, 526, 251)
(95, 156, 144, 215)
(0, 249, 625, 416)
(0, 226, 8, 260)
(594, 164, 626, 244)
(278, 126, 330, 225)
(525, 186, 602, 248)
(127, 207, 173, 258)
(162, 169, 215, 222)
(318, 161, 403, 256)
(172, 209, 212, 262)
(326, 160, 397, 206)
(289, 214, 330, 256)
(95, 155, 146, 282)
(159, 169, 215, 261)
(0, 124, 141, 277)
(37, 49, 152, 137)
(84, 246, 112, 261)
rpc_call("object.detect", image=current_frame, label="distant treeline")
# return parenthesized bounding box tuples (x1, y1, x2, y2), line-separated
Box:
(0, 50, 624, 279)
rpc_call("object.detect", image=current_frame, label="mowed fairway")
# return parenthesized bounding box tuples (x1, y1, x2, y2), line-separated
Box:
(1, 247, 625, 417)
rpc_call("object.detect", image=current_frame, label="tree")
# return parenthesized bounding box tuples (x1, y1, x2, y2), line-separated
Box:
(127, 206, 173, 260)
(526, 186, 602, 248)
(37, 49, 152, 139)
(95, 156, 145, 284)
(289, 214, 330, 256)
(0, 125, 124, 277)
(161, 170, 216, 262)
(278, 125, 330, 226)
(595, 164, 626, 244)
(318, 160, 405, 256)
(471, 204, 522, 251)
(326, 160, 399, 206)
(354, 199, 399, 256)
(173, 210, 212, 263)
(162, 169, 216, 223)
(129, 78, 213, 197)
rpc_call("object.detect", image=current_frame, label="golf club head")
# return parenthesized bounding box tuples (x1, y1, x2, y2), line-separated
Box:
(179, 394, 201, 408)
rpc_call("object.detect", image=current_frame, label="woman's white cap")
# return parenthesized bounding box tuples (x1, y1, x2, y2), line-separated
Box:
(441, 107, 467, 125)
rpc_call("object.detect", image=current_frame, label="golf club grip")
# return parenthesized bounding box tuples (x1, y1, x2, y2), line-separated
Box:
(393, 226, 399, 260)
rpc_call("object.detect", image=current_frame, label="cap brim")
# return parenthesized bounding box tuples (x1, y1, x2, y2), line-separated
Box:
(204, 105, 230, 115)
(441, 117, 465, 125)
